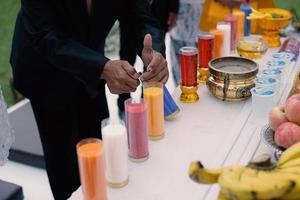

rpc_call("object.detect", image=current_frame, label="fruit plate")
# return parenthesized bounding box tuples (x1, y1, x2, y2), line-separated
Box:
(261, 125, 286, 160)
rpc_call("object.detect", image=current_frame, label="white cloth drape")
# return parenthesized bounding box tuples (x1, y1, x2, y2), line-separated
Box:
(0, 87, 14, 166)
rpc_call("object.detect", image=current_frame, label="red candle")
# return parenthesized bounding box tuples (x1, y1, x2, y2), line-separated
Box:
(125, 99, 149, 161)
(180, 47, 198, 87)
(224, 14, 238, 51)
(198, 33, 214, 69)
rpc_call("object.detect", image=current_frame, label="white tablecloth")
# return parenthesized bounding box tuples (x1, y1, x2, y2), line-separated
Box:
(71, 47, 300, 200)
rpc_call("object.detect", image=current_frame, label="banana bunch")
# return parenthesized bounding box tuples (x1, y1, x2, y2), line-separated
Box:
(189, 142, 300, 200)
(247, 8, 272, 20)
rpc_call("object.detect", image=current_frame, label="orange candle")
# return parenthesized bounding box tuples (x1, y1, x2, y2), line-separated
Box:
(77, 138, 107, 200)
(143, 82, 164, 140)
(233, 10, 245, 40)
(209, 29, 224, 59)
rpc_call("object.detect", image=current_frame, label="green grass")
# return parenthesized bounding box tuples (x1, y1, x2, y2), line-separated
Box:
(0, 0, 20, 107)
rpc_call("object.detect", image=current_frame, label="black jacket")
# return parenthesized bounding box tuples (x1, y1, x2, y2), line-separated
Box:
(151, 0, 179, 32)
(10, 0, 165, 101)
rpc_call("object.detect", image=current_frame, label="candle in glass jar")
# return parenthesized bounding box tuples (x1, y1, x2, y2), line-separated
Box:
(198, 33, 214, 68)
(102, 119, 129, 188)
(233, 10, 245, 40)
(125, 98, 149, 162)
(77, 138, 107, 200)
(143, 82, 164, 140)
(224, 14, 237, 51)
(210, 29, 223, 58)
(179, 47, 198, 87)
(216, 22, 231, 56)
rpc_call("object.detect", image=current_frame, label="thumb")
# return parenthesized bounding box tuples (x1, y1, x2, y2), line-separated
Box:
(143, 34, 153, 52)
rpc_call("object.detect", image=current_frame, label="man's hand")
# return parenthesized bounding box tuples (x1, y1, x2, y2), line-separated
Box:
(101, 60, 140, 94)
(218, 0, 246, 8)
(141, 34, 169, 83)
(167, 12, 178, 32)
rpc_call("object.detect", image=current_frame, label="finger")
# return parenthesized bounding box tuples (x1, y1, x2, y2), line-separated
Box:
(143, 34, 153, 52)
(139, 71, 156, 82)
(147, 52, 164, 73)
(148, 64, 168, 83)
(121, 61, 140, 79)
(121, 72, 139, 90)
(141, 59, 167, 82)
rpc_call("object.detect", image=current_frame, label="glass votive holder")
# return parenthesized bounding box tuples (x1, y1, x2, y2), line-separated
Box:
(179, 46, 199, 103)
(77, 138, 107, 200)
(198, 33, 214, 83)
(125, 98, 149, 162)
(143, 82, 164, 140)
(272, 52, 293, 74)
(266, 59, 288, 83)
(260, 68, 283, 86)
(101, 118, 129, 188)
(255, 77, 280, 101)
(251, 87, 275, 123)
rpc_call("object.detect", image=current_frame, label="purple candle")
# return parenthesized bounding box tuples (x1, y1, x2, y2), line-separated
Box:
(125, 98, 149, 162)
(224, 14, 237, 51)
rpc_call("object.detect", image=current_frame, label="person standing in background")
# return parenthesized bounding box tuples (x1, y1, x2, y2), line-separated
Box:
(169, 0, 205, 86)
(117, 0, 179, 117)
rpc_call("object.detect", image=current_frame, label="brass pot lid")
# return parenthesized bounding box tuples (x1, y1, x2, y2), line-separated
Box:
(209, 57, 259, 80)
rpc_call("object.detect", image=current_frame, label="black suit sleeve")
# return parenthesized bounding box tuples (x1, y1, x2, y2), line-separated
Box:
(168, 0, 179, 14)
(122, 0, 166, 57)
(20, 0, 109, 98)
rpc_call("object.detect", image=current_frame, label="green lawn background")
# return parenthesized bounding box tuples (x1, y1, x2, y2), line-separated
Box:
(0, 0, 19, 106)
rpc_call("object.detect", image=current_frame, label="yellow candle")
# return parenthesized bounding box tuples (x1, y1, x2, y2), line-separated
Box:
(143, 82, 164, 140)
(233, 10, 245, 40)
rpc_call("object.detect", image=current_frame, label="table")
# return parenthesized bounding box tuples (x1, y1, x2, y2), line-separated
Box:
(71, 47, 299, 200)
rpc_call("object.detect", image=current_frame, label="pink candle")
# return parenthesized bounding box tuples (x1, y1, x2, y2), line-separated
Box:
(125, 99, 149, 162)
(224, 14, 237, 51)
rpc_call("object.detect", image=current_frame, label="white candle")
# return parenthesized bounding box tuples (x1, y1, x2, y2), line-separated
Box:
(217, 22, 231, 57)
(102, 121, 129, 188)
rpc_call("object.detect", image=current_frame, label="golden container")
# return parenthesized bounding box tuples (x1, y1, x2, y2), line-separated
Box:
(206, 57, 258, 101)
(258, 8, 292, 48)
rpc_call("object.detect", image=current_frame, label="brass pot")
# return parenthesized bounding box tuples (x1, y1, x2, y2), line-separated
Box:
(206, 57, 258, 101)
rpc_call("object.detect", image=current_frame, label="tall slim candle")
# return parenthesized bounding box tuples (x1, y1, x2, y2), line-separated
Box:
(125, 99, 149, 162)
(233, 10, 245, 40)
(224, 14, 237, 51)
(143, 82, 164, 140)
(240, 3, 252, 36)
(216, 22, 231, 56)
(77, 138, 107, 200)
(210, 29, 224, 58)
(102, 119, 129, 188)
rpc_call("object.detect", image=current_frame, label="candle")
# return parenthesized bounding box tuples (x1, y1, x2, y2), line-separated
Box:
(179, 47, 198, 87)
(210, 29, 224, 59)
(163, 86, 180, 120)
(240, 3, 252, 36)
(233, 10, 245, 40)
(143, 82, 164, 140)
(77, 138, 107, 200)
(224, 14, 237, 51)
(101, 119, 129, 188)
(125, 99, 149, 162)
(216, 22, 231, 56)
(198, 33, 214, 68)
